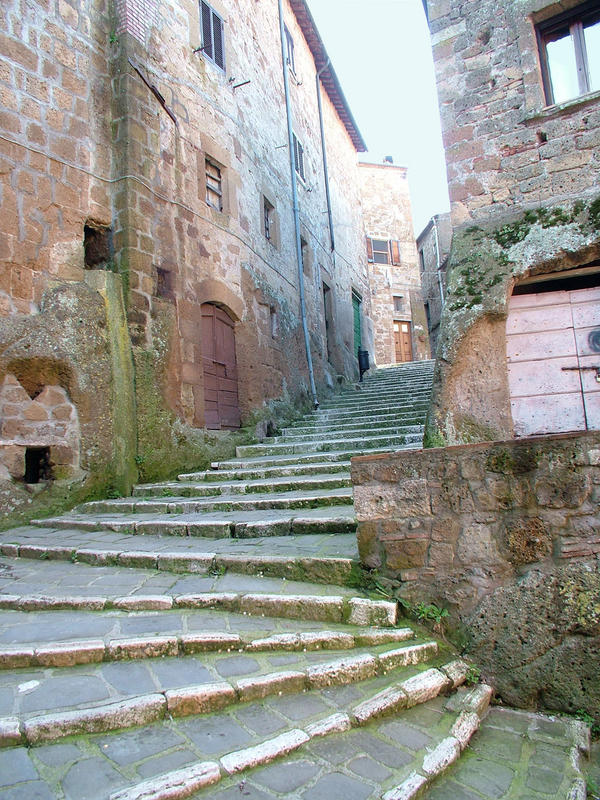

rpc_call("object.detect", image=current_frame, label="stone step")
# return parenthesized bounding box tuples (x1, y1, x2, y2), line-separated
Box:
(0, 527, 360, 586)
(317, 396, 431, 413)
(235, 432, 422, 458)
(134, 473, 352, 497)
(270, 424, 424, 444)
(179, 462, 351, 482)
(305, 400, 429, 419)
(0, 640, 446, 747)
(282, 415, 424, 435)
(77, 487, 354, 516)
(32, 504, 358, 539)
(0, 665, 488, 800)
(210, 442, 423, 471)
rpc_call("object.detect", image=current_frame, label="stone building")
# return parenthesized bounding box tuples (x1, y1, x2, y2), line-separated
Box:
(359, 161, 430, 366)
(416, 211, 451, 356)
(0, 0, 376, 523)
(425, 0, 600, 445)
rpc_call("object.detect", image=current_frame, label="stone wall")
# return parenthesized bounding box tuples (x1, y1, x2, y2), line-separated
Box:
(424, 0, 600, 445)
(352, 431, 600, 719)
(416, 212, 451, 357)
(358, 163, 430, 365)
(427, 0, 600, 229)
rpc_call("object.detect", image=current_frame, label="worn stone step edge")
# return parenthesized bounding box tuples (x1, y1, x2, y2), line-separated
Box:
(235, 433, 421, 457)
(29, 511, 357, 538)
(179, 463, 352, 481)
(0, 626, 416, 670)
(0, 590, 398, 627)
(76, 489, 354, 516)
(209, 442, 425, 469)
(275, 424, 424, 442)
(0, 648, 457, 749)
(134, 474, 352, 497)
(106, 660, 469, 800)
(0, 542, 358, 586)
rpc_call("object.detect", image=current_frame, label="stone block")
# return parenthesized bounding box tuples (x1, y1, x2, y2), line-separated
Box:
(0, 717, 23, 748)
(235, 670, 305, 702)
(107, 636, 178, 660)
(306, 654, 378, 688)
(0, 444, 25, 478)
(382, 772, 427, 800)
(220, 729, 309, 774)
(24, 695, 166, 743)
(451, 710, 481, 749)
(305, 712, 351, 738)
(352, 686, 408, 725)
(401, 668, 450, 707)
(35, 640, 105, 667)
(421, 736, 461, 776)
(165, 682, 236, 717)
(379, 641, 438, 671)
(347, 597, 398, 627)
(109, 761, 221, 800)
(180, 633, 241, 653)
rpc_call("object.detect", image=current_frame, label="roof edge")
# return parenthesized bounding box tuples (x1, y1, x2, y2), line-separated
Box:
(289, 0, 367, 152)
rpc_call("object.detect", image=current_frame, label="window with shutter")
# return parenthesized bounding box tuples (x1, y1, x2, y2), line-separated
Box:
(284, 26, 296, 74)
(390, 240, 401, 266)
(205, 158, 223, 211)
(371, 239, 390, 264)
(292, 133, 305, 181)
(200, 1, 225, 71)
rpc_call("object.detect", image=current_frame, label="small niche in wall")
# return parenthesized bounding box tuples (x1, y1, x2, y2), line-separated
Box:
(84, 222, 113, 270)
(156, 267, 175, 301)
(24, 446, 52, 484)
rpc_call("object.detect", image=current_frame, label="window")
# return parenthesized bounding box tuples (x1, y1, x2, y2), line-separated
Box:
(263, 196, 274, 241)
(200, 1, 225, 71)
(366, 237, 401, 266)
(419, 248, 426, 274)
(393, 295, 404, 314)
(292, 133, 305, 181)
(205, 158, 223, 211)
(537, 2, 600, 105)
(156, 267, 174, 301)
(284, 25, 296, 73)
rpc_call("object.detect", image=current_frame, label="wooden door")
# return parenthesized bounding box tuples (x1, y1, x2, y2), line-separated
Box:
(352, 292, 362, 355)
(201, 303, 241, 430)
(394, 321, 413, 362)
(506, 285, 600, 435)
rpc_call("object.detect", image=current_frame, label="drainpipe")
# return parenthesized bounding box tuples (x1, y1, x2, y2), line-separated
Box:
(278, 0, 319, 409)
(316, 59, 335, 253)
(433, 215, 445, 307)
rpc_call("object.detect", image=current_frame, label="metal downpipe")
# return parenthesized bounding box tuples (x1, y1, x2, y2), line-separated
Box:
(278, 0, 319, 409)
(316, 58, 335, 253)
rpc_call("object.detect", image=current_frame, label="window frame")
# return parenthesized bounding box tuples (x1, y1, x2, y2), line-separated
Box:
(205, 157, 224, 211)
(366, 237, 401, 266)
(536, 1, 600, 105)
(284, 25, 296, 74)
(200, 1, 225, 71)
(292, 132, 305, 181)
(263, 196, 274, 242)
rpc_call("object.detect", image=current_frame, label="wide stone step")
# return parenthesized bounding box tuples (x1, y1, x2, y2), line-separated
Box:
(179, 462, 351, 482)
(210, 442, 424, 471)
(235, 432, 422, 458)
(271, 424, 424, 444)
(0, 640, 445, 746)
(306, 400, 429, 419)
(77, 487, 354, 516)
(282, 415, 424, 435)
(0, 663, 488, 800)
(32, 504, 357, 539)
(134, 473, 352, 497)
(1, 527, 360, 584)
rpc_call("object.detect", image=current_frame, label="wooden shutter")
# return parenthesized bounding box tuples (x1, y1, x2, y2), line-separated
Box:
(366, 237, 374, 263)
(390, 240, 401, 265)
(200, 2, 213, 60)
(212, 11, 224, 69)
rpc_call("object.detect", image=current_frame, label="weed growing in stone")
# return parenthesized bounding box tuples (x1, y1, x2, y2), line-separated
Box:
(465, 664, 482, 686)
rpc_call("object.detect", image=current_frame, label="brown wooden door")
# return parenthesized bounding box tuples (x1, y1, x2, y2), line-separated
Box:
(201, 303, 241, 429)
(394, 321, 413, 362)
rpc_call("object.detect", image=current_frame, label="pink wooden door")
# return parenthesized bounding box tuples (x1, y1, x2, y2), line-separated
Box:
(201, 304, 241, 430)
(506, 286, 600, 436)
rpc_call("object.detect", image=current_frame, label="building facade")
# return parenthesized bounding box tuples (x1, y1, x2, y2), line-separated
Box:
(416, 212, 451, 357)
(425, 0, 600, 446)
(359, 162, 430, 366)
(0, 0, 376, 522)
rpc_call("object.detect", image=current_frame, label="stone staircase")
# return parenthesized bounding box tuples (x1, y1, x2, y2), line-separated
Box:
(0, 361, 592, 798)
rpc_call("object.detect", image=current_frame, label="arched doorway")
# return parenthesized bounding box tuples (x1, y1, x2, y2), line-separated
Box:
(506, 268, 600, 436)
(201, 303, 241, 429)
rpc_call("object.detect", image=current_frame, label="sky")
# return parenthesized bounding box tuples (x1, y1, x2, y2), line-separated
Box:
(305, 0, 450, 236)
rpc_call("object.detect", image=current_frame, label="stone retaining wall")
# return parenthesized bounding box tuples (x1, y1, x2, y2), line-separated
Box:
(352, 431, 600, 719)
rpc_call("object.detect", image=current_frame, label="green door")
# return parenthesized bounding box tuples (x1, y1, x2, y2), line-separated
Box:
(352, 292, 362, 355)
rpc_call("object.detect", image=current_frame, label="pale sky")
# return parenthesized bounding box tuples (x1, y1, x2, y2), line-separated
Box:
(305, 0, 450, 236)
